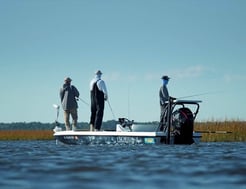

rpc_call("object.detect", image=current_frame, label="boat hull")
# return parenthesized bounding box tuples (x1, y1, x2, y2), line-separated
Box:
(53, 99, 203, 145)
(54, 130, 201, 145)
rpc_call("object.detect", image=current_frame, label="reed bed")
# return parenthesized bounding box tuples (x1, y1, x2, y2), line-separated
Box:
(0, 130, 53, 140)
(194, 121, 246, 142)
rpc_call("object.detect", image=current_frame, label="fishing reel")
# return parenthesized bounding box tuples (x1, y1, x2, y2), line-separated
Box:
(53, 121, 62, 132)
(118, 118, 134, 131)
(54, 121, 60, 126)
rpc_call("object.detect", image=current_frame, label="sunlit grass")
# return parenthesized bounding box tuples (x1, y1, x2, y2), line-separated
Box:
(0, 130, 53, 140)
(194, 121, 246, 142)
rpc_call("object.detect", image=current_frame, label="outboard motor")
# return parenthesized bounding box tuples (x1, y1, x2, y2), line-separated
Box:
(171, 107, 194, 144)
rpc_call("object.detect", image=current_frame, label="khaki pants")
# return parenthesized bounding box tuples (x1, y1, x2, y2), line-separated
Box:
(64, 109, 78, 130)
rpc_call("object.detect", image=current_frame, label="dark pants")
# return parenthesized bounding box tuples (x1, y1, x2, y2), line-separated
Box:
(159, 104, 168, 131)
(90, 98, 104, 130)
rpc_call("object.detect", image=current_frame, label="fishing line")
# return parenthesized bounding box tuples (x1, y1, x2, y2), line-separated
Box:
(177, 90, 224, 100)
(77, 97, 89, 106)
(77, 96, 116, 120)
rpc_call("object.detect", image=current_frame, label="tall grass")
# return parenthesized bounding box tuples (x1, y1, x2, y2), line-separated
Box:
(0, 130, 53, 140)
(194, 121, 246, 142)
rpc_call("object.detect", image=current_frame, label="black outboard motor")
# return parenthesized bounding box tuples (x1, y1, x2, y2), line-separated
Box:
(172, 107, 194, 144)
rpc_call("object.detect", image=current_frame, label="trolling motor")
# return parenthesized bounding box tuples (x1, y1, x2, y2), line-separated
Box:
(117, 118, 134, 131)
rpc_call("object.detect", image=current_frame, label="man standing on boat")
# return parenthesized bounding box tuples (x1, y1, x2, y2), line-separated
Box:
(60, 77, 80, 131)
(89, 70, 108, 131)
(159, 75, 170, 130)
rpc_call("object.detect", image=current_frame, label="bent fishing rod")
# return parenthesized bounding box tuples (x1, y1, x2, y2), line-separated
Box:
(52, 104, 60, 122)
(77, 96, 117, 120)
(76, 97, 89, 106)
(53, 97, 89, 120)
(107, 99, 117, 120)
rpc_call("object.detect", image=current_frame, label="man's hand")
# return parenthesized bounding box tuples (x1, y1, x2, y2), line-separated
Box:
(170, 96, 176, 100)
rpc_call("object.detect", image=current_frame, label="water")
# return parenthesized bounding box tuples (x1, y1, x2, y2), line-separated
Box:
(0, 141, 245, 189)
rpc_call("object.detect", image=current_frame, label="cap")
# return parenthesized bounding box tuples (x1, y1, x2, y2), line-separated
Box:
(161, 75, 170, 80)
(95, 70, 102, 75)
(64, 77, 72, 82)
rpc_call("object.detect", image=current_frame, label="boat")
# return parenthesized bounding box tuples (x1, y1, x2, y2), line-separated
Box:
(53, 99, 202, 145)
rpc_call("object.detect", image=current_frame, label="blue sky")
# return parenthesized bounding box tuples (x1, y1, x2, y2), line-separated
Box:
(0, 0, 245, 123)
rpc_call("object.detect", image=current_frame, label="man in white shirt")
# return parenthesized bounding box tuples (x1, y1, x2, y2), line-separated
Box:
(89, 70, 108, 131)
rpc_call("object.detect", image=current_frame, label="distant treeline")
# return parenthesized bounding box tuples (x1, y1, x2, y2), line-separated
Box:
(0, 121, 115, 131)
(0, 120, 159, 131)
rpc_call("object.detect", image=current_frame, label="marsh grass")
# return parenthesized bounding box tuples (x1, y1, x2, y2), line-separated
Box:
(0, 130, 53, 140)
(194, 121, 246, 142)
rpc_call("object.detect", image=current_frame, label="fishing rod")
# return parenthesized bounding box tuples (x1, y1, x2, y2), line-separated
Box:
(195, 130, 232, 134)
(177, 91, 224, 100)
(77, 96, 116, 120)
(107, 99, 116, 120)
(52, 104, 60, 122)
(52, 104, 62, 134)
(76, 97, 89, 106)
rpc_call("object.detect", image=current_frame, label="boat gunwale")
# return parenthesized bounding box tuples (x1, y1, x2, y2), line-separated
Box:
(54, 130, 202, 138)
(54, 131, 167, 137)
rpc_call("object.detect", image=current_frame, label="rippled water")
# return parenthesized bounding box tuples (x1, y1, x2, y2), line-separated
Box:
(0, 141, 245, 189)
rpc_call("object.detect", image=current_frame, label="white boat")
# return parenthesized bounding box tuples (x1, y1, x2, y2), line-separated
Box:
(53, 99, 202, 145)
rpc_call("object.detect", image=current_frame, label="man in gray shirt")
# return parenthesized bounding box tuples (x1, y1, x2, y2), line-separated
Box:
(159, 75, 170, 130)
(60, 77, 80, 130)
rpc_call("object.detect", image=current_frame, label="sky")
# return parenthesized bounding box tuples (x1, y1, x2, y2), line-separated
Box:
(0, 0, 245, 123)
